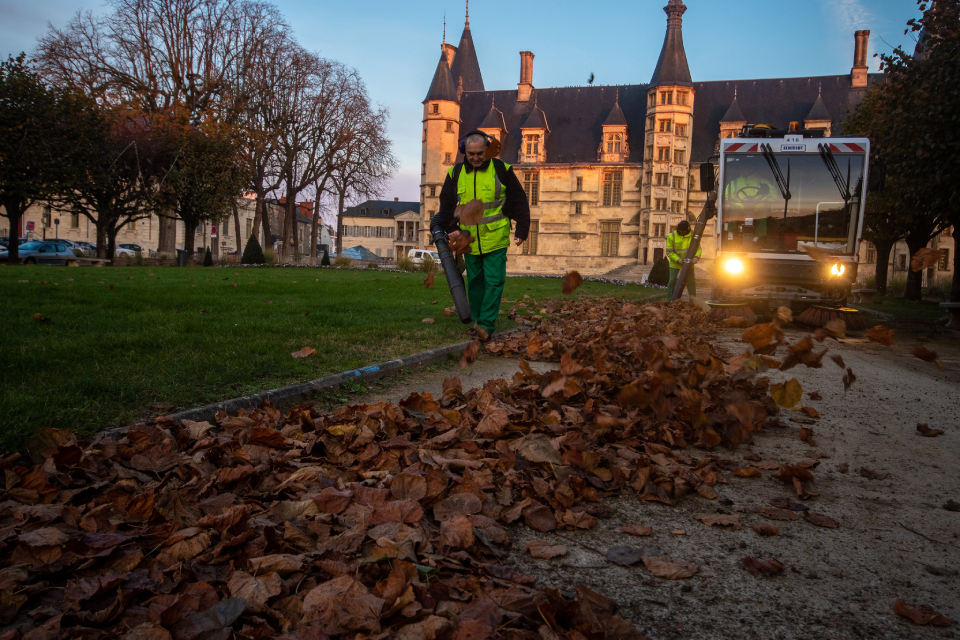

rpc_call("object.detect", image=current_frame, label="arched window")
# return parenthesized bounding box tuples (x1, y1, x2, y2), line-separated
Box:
(606, 134, 622, 154)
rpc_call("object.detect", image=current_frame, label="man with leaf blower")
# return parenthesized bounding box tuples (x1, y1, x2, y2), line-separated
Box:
(431, 131, 530, 340)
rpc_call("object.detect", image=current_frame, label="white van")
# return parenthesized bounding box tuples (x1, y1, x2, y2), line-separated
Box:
(408, 248, 440, 265)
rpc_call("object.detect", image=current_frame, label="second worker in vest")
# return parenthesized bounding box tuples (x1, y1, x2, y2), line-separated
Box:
(432, 131, 531, 339)
(666, 220, 702, 300)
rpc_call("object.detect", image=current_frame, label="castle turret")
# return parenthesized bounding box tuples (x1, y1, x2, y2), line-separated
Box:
(642, 0, 696, 265)
(449, 1, 484, 94)
(421, 40, 461, 248)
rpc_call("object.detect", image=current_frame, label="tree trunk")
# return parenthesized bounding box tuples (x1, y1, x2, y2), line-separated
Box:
(95, 220, 109, 260)
(310, 198, 321, 266)
(260, 198, 272, 252)
(281, 188, 295, 264)
(156, 212, 177, 255)
(292, 202, 300, 264)
(873, 240, 894, 296)
(336, 190, 346, 255)
(252, 194, 263, 239)
(1, 197, 25, 264)
(904, 237, 928, 301)
(183, 219, 198, 264)
(232, 201, 242, 253)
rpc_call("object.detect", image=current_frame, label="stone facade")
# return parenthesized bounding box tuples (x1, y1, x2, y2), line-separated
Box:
(341, 199, 420, 261)
(419, 0, 883, 278)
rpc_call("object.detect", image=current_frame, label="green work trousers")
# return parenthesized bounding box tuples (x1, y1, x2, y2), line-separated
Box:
(666, 267, 697, 300)
(464, 248, 507, 334)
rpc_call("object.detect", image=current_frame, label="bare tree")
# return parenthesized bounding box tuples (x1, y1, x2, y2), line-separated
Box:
(330, 104, 397, 255)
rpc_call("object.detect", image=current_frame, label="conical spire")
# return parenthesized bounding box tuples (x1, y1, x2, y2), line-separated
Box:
(650, 0, 693, 87)
(805, 87, 831, 121)
(424, 48, 457, 103)
(721, 88, 746, 122)
(479, 97, 506, 130)
(449, 1, 485, 92)
(603, 89, 628, 126)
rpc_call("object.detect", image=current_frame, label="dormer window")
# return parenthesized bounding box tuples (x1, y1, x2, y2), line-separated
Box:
(606, 134, 622, 154)
(525, 134, 540, 156)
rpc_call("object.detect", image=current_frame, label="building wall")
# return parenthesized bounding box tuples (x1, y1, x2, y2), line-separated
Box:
(341, 212, 420, 261)
(858, 228, 955, 290)
(420, 97, 460, 249)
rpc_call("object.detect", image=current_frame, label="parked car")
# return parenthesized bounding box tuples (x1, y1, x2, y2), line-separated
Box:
(1, 237, 35, 248)
(73, 241, 97, 256)
(14, 242, 78, 265)
(115, 245, 137, 258)
(118, 243, 143, 254)
(407, 249, 440, 265)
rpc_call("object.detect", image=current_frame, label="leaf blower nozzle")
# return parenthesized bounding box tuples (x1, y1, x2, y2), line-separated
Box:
(431, 224, 473, 324)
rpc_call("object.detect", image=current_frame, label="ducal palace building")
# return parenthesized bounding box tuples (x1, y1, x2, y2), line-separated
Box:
(418, 0, 882, 277)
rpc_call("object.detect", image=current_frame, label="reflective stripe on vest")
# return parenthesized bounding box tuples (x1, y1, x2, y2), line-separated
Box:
(450, 160, 512, 255)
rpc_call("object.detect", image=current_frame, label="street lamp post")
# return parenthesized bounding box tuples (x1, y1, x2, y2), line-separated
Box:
(55, 218, 60, 240)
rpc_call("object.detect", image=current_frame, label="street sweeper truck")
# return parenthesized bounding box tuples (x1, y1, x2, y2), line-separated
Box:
(701, 124, 872, 329)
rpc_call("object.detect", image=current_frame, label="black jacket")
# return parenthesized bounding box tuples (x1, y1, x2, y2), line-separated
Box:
(430, 159, 531, 242)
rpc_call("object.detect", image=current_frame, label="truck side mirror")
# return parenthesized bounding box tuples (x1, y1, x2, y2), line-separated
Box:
(700, 163, 715, 192)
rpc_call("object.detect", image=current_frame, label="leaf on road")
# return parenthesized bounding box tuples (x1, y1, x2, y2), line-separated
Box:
(460, 338, 479, 368)
(439, 515, 475, 548)
(642, 556, 699, 579)
(751, 523, 780, 536)
(733, 467, 761, 478)
(526, 540, 568, 559)
(799, 427, 816, 446)
(771, 379, 803, 408)
(916, 423, 944, 437)
(911, 346, 943, 370)
(607, 546, 646, 566)
(804, 512, 839, 528)
(619, 524, 653, 537)
(893, 600, 953, 627)
(867, 325, 895, 346)
(694, 514, 742, 529)
(740, 556, 785, 576)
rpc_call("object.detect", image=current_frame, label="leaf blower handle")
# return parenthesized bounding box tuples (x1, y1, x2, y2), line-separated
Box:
(670, 191, 718, 303)
(430, 222, 473, 324)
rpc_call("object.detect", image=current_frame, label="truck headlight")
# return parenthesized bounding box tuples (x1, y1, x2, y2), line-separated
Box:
(725, 258, 744, 274)
(830, 263, 845, 276)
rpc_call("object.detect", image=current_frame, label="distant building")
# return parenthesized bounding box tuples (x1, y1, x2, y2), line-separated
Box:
(420, 0, 888, 277)
(341, 199, 421, 261)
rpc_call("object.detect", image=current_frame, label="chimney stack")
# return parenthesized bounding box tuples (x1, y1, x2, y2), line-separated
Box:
(394, 197, 399, 202)
(518, 51, 535, 102)
(851, 30, 870, 89)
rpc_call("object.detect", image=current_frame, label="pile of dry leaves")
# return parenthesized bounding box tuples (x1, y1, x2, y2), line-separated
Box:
(0, 297, 946, 639)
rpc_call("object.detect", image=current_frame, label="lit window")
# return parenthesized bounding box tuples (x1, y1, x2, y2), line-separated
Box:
(525, 134, 540, 157)
(606, 133, 622, 154)
(659, 120, 672, 133)
(655, 198, 667, 211)
(653, 223, 666, 237)
(523, 220, 539, 255)
(940, 249, 951, 271)
(674, 150, 685, 164)
(524, 172, 539, 205)
(658, 148, 669, 161)
(671, 201, 682, 213)
(602, 172, 622, 206)
(601, 222, 620, 256)
(656, 174, 668, 186)
(672, 176, 684, 189)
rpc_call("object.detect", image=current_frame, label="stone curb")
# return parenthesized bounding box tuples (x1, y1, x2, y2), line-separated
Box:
(100, 328, 527, 439)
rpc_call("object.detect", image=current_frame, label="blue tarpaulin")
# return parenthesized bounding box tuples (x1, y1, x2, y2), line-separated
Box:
(329, 245, 382, 262)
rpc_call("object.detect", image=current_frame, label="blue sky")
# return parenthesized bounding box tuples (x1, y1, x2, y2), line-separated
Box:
(1, 0, 924, 202)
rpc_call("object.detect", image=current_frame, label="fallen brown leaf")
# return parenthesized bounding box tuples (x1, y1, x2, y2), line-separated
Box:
(642, 556, 699, 579)
(695, 513, 742, 529)
(894, 600, 953, 627)
(561, 271, 583, 295)
(804, 512, 839, 528)
(751, 523, 780, 536)
(424, 272, 435, 289)
(291, 347, 316, 358)
(620, 524, 653, 537)
(460, 338, 479, 368)
(911, 346, 943, 370)
(526, 540, 568, 559)
(867, 325, 895, 346)
(916, 423, 944, 437)
(740, 556, 785, 577)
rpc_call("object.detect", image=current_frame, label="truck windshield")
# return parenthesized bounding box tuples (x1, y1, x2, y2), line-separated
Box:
(720, 152, 865, 255)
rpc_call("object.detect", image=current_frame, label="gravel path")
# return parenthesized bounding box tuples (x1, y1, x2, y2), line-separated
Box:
(340, 329, 960, 639)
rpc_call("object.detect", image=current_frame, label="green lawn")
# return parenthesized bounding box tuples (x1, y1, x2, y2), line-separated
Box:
(0, 264, 663, 450)
(855, 295, 949, 320)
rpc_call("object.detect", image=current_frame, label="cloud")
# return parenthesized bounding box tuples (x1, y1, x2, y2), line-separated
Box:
(821, 0, 882, 71)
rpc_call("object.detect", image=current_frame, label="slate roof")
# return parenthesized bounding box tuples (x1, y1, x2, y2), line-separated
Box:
(603, 100, 628, 126)
(522, 105, 549, 131)
(449, 26, 485, 93)
(650, 0, 693, 87)
(689, 73, 885, 162)
(424, 51, 457, 103)
(721, 97, 746, 123)
(805, 94, 832, 121)
(479, 102, 506, 130)
(344, 200, 420, 219)
(459, 72, 884, 166)
(460, 85, 648, 164)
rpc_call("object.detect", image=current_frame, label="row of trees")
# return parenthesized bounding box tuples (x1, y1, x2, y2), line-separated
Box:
(0, 0, 396, 264)
(846, 0, 959, 301)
